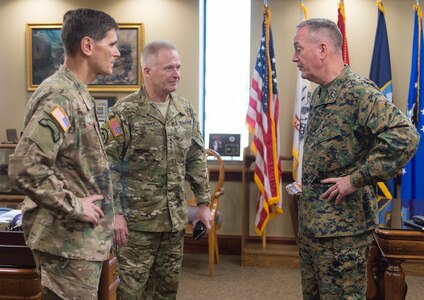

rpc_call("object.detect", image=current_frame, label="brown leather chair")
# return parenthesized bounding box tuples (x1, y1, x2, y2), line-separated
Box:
(186, 148, 225, 275)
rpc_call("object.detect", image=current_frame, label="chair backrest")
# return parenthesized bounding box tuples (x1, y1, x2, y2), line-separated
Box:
(205, 149, 225, 217)
(186, 148, 225, 214)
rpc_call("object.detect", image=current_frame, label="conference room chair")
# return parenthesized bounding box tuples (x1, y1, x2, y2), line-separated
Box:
(186, 148, 225, 275)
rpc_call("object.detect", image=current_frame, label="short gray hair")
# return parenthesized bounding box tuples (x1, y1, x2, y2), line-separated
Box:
(141, 40, 178, 69)
(297, 18, 342, 51)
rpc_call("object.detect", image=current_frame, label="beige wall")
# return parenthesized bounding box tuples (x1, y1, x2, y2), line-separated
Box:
(0, 0, 199, 140)
(0, 0, 417, 238)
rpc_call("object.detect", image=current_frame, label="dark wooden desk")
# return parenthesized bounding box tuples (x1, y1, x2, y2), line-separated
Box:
(0, 231, 119, 300)
(366, 228, 424, 300)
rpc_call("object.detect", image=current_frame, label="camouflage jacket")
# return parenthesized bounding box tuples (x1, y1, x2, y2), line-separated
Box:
(8, 65, 114, 261)
(299, 66, 420, 238)
(102, 87, 210, 232)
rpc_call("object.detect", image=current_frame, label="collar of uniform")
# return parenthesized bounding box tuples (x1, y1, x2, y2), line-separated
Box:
(59, 65, 87, 90)
(136, 87, 158, 117)
(58, 65, 93, 110)
(311, 65, 350, 108)
(138, 86, 187, 118)
(134, 87, 166, 123)
(167, 93, 188, 119)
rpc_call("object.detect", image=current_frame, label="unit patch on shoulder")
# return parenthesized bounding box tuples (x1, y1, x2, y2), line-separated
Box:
(50, 106, 71, 132)
(39, 118, 61, 143)
(108, 118, 123, 137)
(100, 128, 109, 144)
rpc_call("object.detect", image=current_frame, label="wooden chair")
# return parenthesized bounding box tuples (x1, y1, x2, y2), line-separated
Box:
(185, 148, 225, 275)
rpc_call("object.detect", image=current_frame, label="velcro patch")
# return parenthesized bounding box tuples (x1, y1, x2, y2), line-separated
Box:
(108, 118, 123, 137)
(50, 106, 71, 132)
(101, 128, 109, 144)
(39, 118, 61, 143)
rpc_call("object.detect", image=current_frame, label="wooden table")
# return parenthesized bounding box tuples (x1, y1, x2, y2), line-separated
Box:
(0, 257, 119, 300)
(366, 228, 424, 300)
(0, 231, 119, 299)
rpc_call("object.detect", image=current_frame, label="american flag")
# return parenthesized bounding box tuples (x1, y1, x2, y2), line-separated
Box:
(246, 5, 282, 236)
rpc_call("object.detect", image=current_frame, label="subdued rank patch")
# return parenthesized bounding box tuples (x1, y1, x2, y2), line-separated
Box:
(108, 118, 123, 137)
(50, 105, 71, 132)
(101, 128, 109, 144)
(39, 118, 61, 143)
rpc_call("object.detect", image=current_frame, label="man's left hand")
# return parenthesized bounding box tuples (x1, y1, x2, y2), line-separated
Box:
(192, 204, 212, 234)
(321, 175, 357, 205)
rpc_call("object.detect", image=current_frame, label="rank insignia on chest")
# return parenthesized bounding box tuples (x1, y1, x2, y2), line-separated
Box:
(50, 106, 71, 132)
(108, 118, 123, 137)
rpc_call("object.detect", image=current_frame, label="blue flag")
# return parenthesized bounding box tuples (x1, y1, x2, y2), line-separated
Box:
(370, 4, 392, 101)
(401, 4, 424, 221)
(369, 2, 394, 226)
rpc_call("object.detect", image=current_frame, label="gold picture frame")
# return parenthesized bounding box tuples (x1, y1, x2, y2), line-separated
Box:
(26, 23, 144, 92)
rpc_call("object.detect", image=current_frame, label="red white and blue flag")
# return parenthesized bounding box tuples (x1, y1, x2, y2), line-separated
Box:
(246, 4, 282, 236)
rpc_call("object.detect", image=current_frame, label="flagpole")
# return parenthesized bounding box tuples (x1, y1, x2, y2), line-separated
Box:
(261, 0, 268, 249)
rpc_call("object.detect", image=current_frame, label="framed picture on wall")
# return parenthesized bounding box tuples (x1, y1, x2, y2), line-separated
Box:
(93, 96, 116, 126)
(26, 23, 144, 92)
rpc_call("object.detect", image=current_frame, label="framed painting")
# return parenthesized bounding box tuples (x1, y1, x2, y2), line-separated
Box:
(26, 23, 144, 92)
(93, 96, 116, 126)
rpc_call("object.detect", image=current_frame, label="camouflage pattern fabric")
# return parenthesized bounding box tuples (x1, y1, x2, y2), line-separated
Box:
(8, 65, 114, 261)
(33, 250, 102, 300)
(299, 231, 373, 300)
(102, 87, 210, 232)
(103, 87, 209, 298)
(299, 66, 420, 238)
(114, 230, 184, 299)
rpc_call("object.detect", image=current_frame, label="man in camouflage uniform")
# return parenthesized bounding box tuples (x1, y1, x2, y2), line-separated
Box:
(8, 8, 120, 300)
(102, 40, 211, 299)
(292, 18, 420, 299)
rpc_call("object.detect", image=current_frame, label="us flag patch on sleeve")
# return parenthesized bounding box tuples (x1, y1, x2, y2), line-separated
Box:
(50, 106, 71, 132)
(108, 118, 123, 137)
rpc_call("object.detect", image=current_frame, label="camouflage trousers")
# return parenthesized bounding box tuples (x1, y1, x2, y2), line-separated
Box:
(298, 231, 373, 300)
(114, 230, 185, 300)
(32, 250, 103, 300)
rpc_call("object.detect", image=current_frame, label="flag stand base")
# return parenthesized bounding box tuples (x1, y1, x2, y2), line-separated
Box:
(241, 147, 299, 267)
(241, 242, 299, 268)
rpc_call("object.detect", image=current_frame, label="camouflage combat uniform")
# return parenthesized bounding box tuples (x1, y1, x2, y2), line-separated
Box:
(102, 87, 210, 299)
(299, 66, 420, 299)
(8, 65, 114, 300)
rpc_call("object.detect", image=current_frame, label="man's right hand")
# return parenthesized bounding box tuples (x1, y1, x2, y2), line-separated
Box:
(78, 195, 105, 226)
